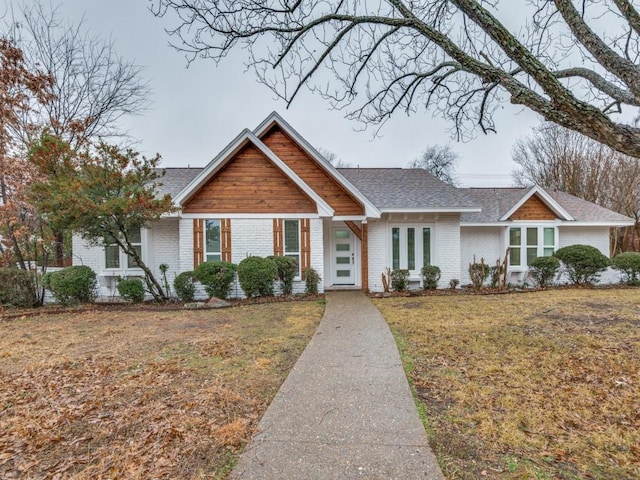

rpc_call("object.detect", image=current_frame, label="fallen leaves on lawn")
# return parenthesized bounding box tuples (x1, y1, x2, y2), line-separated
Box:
(0, 301, 324, 479)
(376, 289, 640, 480)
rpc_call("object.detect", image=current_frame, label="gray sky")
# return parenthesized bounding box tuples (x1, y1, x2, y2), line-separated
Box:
(53, 0, 544, 186)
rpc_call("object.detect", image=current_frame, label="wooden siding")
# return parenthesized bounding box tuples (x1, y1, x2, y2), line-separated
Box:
(260, 126, 364, 216)
(510, 195, 557, 220)
(183, 143, 317, 214)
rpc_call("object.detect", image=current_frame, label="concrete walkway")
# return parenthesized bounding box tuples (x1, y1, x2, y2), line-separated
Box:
(231, 291, 444, 479)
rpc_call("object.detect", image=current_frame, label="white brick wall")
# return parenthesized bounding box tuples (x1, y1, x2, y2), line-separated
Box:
(149, 218, 180, 296)
(459, 226, 504, 285)
(178, 218, 194, 274)
(366, 213, 462, 291)
(435, 215, 461, 289)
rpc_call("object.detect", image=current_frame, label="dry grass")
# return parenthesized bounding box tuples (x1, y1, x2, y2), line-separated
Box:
(374, 289, 640, 480)
(0, 301, 325, 479)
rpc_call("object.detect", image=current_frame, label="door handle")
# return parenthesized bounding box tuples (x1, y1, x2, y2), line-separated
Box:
(351, 253, 354, 264)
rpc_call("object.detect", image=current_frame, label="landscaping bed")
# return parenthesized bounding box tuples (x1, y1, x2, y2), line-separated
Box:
(375, 289, 640, 480)
(0, 300, 325, 478)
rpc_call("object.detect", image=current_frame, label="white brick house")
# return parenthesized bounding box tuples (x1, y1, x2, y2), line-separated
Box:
(72, 112, 634, 298)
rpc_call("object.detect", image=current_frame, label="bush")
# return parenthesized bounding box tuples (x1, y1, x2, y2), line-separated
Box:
(174, 271, 196, 302)
(468, 257, 489, 289)
(0, 268, 36, 307)
(238, 256, 277, 297)
(304, 267, 321, 295)
(269, 255, 298, 295)
(45, 266, 96, 305)
(391, 269, 410, 291)
(116, 277, 145, 303)
(421, 265, 441, 290)
(612, 252, 640, 285)
(194, 261, 237, 299)
(554, 244, 610, 285)
(529, 256, 560, 288)
(488, 263, 505, 289)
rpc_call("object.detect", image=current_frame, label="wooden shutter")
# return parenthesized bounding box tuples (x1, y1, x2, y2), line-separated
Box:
(273, 218, 283, 256)
(221, 219, 232, 262)
(301, 218, 311, 278)
(193, 219, 204, 269)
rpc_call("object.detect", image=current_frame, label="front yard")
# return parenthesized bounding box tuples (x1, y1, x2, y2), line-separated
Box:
(375, 289, 640, 480)
(0, 301, 325, 479)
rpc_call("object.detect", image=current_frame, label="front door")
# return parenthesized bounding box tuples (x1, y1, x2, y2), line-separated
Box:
(331, 227, 355, 285)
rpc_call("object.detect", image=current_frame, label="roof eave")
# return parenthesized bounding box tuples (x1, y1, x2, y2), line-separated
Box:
(382, 207, 482, 214)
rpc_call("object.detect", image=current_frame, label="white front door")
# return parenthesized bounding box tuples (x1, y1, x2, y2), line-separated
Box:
(331, 227, 355, 285)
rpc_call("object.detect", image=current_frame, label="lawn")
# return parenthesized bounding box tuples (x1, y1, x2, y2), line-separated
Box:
(0, 301, 325, 479)
(374, 289, 640, 480)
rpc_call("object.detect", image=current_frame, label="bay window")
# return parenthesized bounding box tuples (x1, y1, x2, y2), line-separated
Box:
(509, 226, 557, 268)
(391, 226, 432, 273)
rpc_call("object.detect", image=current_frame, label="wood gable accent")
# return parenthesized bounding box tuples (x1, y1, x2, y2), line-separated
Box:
(260, 126, 364, 216)
(510, 194, 558, 221)
(183, 143, 317, 214)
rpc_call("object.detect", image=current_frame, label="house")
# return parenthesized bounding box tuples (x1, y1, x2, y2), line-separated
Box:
(72, 112, 634, 297)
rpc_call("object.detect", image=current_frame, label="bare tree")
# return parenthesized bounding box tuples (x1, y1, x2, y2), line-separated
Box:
(153, 1, 640, 158)
(513, 122, 640, 252)
(5, 1, 151, 148)
(317, 147, 353, 168)
(408, 144, 458, 185)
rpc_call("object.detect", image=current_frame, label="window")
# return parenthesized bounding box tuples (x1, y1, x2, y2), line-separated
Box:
(390, 225, 432, 273)
(508, 226, 557, 268)
(284, 219, 300, 276)
(205, 219, 221, 262)
(104, 226, 143, 270)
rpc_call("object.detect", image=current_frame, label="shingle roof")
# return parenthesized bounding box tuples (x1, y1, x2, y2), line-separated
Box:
(461, 187, 633, 223)
(338, 168, 477, 210)
(156, 168, 202, 199)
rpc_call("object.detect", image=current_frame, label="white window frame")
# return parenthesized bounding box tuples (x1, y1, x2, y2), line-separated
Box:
(284, 219, 301, 279)
(389, 224, 434, 276)
(507, 224, 558, 270)
(204, 219, 222, 262)
(103, 226, 145, 272)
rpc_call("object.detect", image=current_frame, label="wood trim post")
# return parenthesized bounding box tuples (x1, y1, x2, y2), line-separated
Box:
(361, 222, 368, 291)
(193, 219, 204, 269)
(273, 218, 283, 256)
(221, 218, 232, 262)
(301, 218, 311, 278)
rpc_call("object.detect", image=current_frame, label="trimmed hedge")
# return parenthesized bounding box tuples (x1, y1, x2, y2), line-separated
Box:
(421, 265, 441, 290)
(43, 266, 96, 305)
(304, 267, 321, 295)
(529, 256, 560, 288)
(554, 244, 610, 285)
(238, 256, 277, 298)
(194, 261, 237, 299)
(612, 252, 640, 285)
(174, 271, 196, 302)
(116, 277, 145, 303)
(269, 255, 298, 295)
(0, 268, 36, 307)
(391, 269, 410, 291)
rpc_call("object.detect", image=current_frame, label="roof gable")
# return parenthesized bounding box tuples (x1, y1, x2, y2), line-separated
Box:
(174, 129, 334, 217)
(500, 186, 574, 221)
(254, 112, 380, 218)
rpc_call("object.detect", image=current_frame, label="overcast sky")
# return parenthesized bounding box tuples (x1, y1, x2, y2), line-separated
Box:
(49, 0, 545, 187)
